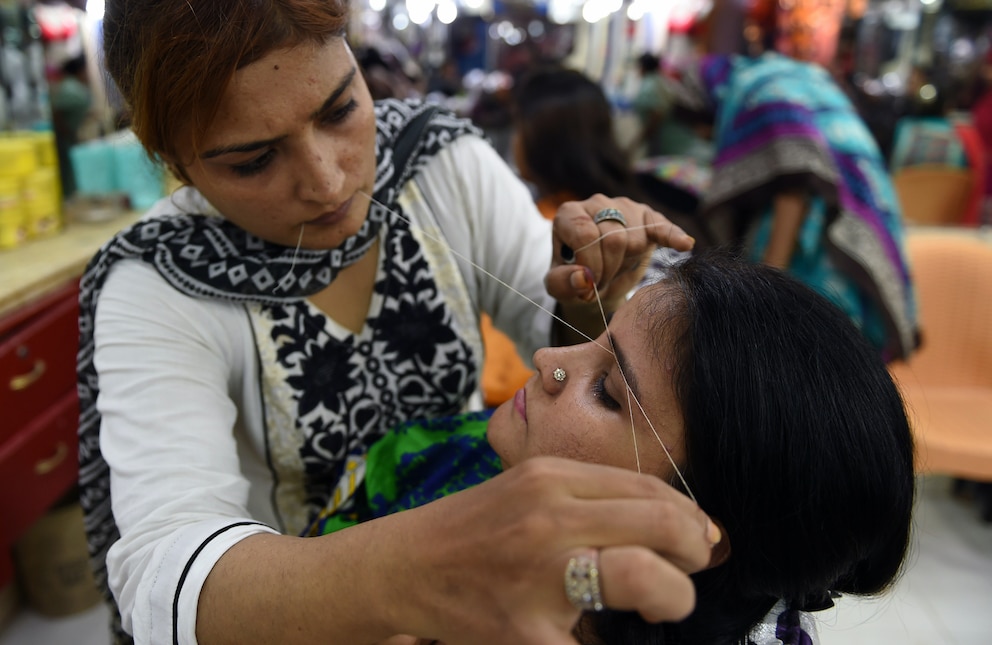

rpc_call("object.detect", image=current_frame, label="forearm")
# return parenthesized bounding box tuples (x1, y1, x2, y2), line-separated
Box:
(201, 456, 721, 645)
(197, 516, 418, 644)
(763, 191, 807, 269)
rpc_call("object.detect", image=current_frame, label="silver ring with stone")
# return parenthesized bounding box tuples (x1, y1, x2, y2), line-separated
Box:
(564, 552, 605, 612)
(593, 208, 627, 227)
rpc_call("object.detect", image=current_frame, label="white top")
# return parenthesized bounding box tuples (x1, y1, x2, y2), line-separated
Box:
(94, 135, 554, 644)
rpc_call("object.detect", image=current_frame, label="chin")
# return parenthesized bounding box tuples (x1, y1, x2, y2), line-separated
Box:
(486, 402, 514, 464)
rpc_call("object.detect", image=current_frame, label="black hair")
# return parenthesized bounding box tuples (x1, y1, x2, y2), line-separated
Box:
(585, 250, 916, 644)
(511, 66, 644, 201)
(638, 53, 661, 75)
(62, 54, 87, 77)
(510, 66, 716, 245)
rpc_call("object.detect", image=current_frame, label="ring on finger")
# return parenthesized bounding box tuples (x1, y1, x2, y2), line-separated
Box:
(593, 207, 627, 227)
(564, 551, 605, 612)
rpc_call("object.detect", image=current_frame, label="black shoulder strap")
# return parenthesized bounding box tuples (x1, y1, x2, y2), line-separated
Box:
(395, 105, 438, 170)
(380, 104, 439, 199)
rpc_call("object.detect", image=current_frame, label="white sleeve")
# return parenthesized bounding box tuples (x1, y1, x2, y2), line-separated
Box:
(417, 135, 554, 364)
(94, 261, 279, 645)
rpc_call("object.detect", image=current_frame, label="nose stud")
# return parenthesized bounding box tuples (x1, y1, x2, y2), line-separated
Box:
(553, 368, 567, 382)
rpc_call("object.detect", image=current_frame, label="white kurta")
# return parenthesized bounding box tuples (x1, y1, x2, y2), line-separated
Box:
(94, 134, 554, 643)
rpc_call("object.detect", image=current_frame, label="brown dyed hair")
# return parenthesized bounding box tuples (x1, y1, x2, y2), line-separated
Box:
(103, 0, 349, 171)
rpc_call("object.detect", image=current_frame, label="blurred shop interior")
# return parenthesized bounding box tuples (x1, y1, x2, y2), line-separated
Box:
(344, 0, 992, 195)
(5, 0, 992, 224)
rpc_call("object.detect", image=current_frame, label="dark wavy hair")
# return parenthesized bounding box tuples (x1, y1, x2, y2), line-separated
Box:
(585, 250, 915, 644)
(511, 66, 645, 201)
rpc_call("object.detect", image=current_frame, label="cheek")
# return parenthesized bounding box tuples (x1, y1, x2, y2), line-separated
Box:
(538, 414, 619, 466)
(207, 183, 281, 224)
(346, 110, 377, 177)
(639, 421, 686, 480)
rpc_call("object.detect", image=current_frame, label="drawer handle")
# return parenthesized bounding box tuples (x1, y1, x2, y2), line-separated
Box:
(35, 441, 68, 476)
(10, 359, 47, 391)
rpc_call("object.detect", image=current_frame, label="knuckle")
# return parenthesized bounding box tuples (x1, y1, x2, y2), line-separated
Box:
(634, 472, 669, 497)
(514, 509, 559, 544)
(514, 456, 563, 484)
(618, 197, 640, 212)
(633, 563, 696, 622)
(664, 575, 697, 621)
(647, 499, 679, 537)
(653, 575, 696, 621)
(609, 549, 664, 602)
(604, 233, 627, 255)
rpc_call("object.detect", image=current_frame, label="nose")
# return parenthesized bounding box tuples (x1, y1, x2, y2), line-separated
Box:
(533, 346, 570, 393)
(295, 132, 345, 203)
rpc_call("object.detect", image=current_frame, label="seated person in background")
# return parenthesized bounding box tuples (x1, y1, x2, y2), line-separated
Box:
(319, 250, 916, 645)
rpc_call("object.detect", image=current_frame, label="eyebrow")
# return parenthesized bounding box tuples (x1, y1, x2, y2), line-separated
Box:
(610, 335, 643, 404)
(201, 66, 358, 160)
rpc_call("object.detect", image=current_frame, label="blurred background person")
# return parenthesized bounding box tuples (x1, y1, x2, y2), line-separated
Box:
(354, 45, 423, 101)
(513, 66, 650, 217)
(889, 65, 985, 227)
(669, 52, 918, 362)
(50, 54, 92, 197)
(631, 52, 708, 161)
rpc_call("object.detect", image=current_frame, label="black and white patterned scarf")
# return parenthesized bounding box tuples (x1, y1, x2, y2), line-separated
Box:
(76, 98, 482, 643)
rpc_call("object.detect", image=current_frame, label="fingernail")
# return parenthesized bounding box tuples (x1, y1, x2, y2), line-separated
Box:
(706, 519, 722, 546)
(570, 266, 592, 292)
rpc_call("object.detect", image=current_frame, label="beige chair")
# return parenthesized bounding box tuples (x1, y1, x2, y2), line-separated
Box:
(888, 230, 992, 482)
(892, 166, 974, 227)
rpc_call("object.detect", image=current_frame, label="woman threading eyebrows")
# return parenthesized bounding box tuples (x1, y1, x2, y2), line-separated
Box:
(79, 1, 705, 644)
(319, 251, 916, 645)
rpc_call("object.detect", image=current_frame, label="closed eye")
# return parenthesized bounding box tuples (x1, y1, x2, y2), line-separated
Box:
(593, 374, 621, 411)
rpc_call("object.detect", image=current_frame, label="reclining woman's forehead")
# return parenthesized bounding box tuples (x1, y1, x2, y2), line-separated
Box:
(630, 280, 687, 350)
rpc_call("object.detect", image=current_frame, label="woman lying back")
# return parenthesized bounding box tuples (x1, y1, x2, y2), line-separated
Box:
(324, 251, 915, 644)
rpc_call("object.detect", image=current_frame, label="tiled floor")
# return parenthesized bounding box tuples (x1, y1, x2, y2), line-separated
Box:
(0, 475, 989, 645)
(818, 475, 992, 645)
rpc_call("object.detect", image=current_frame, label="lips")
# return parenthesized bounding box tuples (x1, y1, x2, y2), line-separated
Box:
(514, 387, 527, 423)
(308, 196, 353, 226)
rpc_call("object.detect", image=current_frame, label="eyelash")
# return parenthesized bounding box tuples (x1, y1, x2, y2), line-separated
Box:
(231, 149, 276, 177)
(229, 98, 360, 178)
(320, 98, 359, 125)
(593, 375, 621, 411)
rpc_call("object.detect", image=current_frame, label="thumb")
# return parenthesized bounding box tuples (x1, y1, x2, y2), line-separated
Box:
(545, 265, 596, 304)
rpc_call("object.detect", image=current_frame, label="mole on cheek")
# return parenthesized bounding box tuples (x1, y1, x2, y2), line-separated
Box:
(273, 65, 280, 70)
